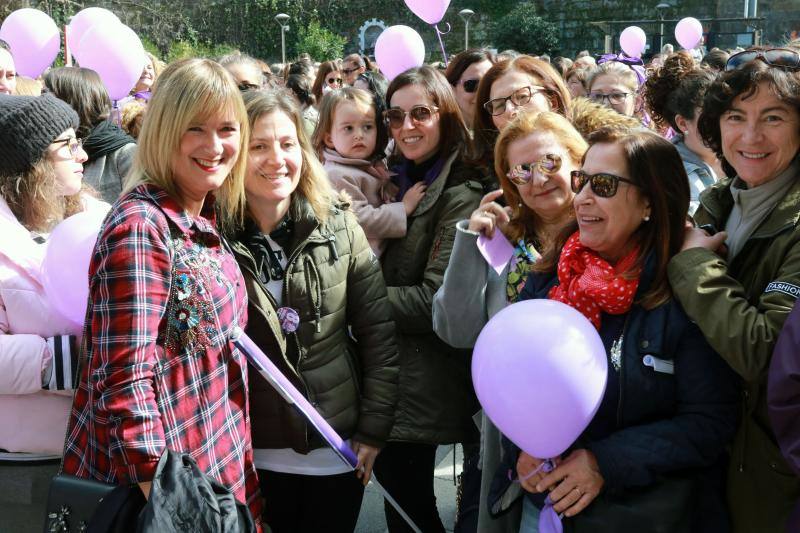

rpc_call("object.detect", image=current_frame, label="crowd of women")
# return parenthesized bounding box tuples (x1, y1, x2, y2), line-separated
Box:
(1, 32, 800, 533)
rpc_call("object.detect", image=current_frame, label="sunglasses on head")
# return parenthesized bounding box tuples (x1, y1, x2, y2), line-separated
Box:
(570, 170, 639, 197)
(327, 77, 343, 85)
(460, 78, 480, 93)
(507, 154, 562, 186)
(383, 105, 439, 129)
(725, 48, 800, 71)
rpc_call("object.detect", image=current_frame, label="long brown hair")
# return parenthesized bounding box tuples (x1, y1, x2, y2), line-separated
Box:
(311, 60, 341, 103)
(536, 127, 689, 309)
(44, 67, 111, 139)
(473, 55, 572, 164)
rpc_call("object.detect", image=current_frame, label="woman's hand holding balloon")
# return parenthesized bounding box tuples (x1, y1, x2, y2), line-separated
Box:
(468, 189, 511, 238)
(535, 449, 604, 517)
(516, 451, 559, 493)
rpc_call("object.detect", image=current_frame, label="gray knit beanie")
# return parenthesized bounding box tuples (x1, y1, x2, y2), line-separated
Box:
(0, 93, 80, 178)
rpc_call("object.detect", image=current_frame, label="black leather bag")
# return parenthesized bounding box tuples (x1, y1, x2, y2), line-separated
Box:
(43, 475, 145, 533)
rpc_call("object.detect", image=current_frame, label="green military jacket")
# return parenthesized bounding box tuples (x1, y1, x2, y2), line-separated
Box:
(229, 195, 399, 453)
(382, 150, 491, 444)
(668, 175, 800, 533)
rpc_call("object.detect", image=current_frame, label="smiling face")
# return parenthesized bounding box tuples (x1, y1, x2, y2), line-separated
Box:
(134, 58, 155, 93)
(720, 81, 800, 188)
(506, 131, 577, 223)
(389, 84, 441, 164)
(574, 142, 650, 262)
(324, 100, 377, 160)
(489, 69, 551, 130)
(47, 128, 88, 196)
(454, 59, 492, 127)
(0, 49, 16, 95)
(245, 111, 303, 207)
(171, 109, 241, 208)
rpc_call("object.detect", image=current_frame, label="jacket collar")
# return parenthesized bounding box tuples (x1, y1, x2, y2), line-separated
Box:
(133, 184, 219, 240)
(411, 150, 459, 217)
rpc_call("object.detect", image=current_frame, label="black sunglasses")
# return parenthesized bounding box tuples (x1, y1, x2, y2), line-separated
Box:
(570, 170, 640, 197)
(342, 66, 363, 75)
(460, 78, 480, 93)
(725, 48, 800, 71)
(327, 77, 343, 85)
(238, 82, 260, 92)
(383, 105, 439, 129)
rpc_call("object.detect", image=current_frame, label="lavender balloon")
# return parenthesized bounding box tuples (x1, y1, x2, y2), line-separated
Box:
(374, 25, 426, 81)
(619, 26, 647, 58)
(404, 0, 451, 24)
(0, 8, 60, 78)
(674, 17, 704, 50)
(67, 7, 120, 64)
(77, 23, 147, 101)
(472, 299, 607, 459)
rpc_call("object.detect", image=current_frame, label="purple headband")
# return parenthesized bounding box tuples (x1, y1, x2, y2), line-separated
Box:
(597, 53, 647, 86)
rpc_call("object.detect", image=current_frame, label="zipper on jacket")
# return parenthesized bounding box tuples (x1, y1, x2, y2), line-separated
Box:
(303, 256, 323, 333)
(738, 389, 748, 473)
(326, 233, 339, 261)
(616, 315, 632, 428)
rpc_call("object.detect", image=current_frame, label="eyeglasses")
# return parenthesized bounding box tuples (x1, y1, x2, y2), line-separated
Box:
(52, 137, 84, 159)
(383, 105, 439, 129)
(725, 48, 800, 71)
(237, 81, 260, 92)
(507, 154, 562, 186)
(459, 78, 480, 93)
(588, 92, 631, 105)
(342, 66, 363, 75)
(570, 169, 640, 197)
(484, 85, 547, 116)
(326, 77, 343, 85)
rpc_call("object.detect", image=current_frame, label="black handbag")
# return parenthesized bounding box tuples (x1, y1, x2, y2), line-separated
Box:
(42, 340, 146, 533)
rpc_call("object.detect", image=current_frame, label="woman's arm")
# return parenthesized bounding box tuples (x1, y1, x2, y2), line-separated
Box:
(91, 215, 172, 484)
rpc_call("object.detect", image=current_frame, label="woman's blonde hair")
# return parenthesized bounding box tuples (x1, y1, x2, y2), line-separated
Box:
(243, 89, 334, 222)
(13, 76, 42, 96)
(126, 58, 249, 231)
(494, 111, 587, 243)
(588, 61, 639, 94)
(312, 87, 387, 160)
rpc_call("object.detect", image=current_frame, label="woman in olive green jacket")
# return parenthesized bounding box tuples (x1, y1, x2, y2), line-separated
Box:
(667, 50, 800, 532)
(373, 66, 493, 532)
(230, 89, 399, 532)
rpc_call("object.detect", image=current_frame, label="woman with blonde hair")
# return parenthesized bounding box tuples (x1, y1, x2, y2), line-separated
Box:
(61, 58, 263, 528)
(433, 110, 587, 532)
(228, 88, 398, 531)
(587, 59, 643, 118)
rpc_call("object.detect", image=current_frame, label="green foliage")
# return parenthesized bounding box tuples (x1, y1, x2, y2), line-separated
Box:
(166, 40, 236, 63)
(490, 3, 559, 55)
(295, 19, 346, 62)
(140, 37, 162, 58)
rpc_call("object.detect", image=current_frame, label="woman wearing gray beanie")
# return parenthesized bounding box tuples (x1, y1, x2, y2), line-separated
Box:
(0, 92, 107, 528)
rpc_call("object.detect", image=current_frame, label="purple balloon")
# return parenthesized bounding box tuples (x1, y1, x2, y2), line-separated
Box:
(472, 300, 608, 459)
(619, 26, 647, 58)
(67, 7, 120, 64)
(375, 25, 426, 81)
(0, 8, 60, 78)
(77, 23, 147, 101)
(404, 0, 451, 25)
(41, 208, 109, 334)
(674, 17, 703, 50)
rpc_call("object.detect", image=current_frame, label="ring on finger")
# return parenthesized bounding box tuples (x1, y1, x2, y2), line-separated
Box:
(573, 487, 583, 497)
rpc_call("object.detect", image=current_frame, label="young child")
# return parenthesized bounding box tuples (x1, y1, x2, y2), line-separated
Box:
(314, 87, 425, 256)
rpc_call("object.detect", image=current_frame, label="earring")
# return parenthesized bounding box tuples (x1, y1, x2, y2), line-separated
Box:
(683, 130, 690, 136)
(643, 215, 650, 222)
(518, 203, 523, 208)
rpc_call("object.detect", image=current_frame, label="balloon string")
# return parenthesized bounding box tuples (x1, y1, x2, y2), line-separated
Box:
(434, 22, 450, 67)
(516, 457, 556, 483)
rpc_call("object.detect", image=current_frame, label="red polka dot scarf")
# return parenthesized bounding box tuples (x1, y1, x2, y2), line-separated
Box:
(548, 231, 640, 330)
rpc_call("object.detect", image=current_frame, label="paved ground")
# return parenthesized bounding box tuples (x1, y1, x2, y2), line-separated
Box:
(355, 444, 463, 532)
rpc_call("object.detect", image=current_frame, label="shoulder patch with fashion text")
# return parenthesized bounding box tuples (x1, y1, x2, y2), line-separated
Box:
(765, 281, 800, 299)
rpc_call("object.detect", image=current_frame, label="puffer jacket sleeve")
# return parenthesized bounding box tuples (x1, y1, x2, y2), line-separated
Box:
(0, 295, 48, 394)
(432, 220, 491, 348)
(328, 167, 407, 241)
(343, 210, 400, 447)
(588, 314, 740, 490)
(388, 184, 483, 334)
(668, 241, 800, 382)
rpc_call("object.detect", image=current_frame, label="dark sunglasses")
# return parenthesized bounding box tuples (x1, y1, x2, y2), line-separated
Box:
(342, 66, 362, 75)
(237, 82, 260, 92)
(327, 77, 343, 85)
(460, 78, 480, 93)
(725, 48, 800, 71)
(570, 170, 639, 197)
(507, 154, 562, 186)
(383, 105, 439, 129)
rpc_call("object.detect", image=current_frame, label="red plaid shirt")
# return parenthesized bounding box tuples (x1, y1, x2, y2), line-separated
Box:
(62, 184, 263, 525)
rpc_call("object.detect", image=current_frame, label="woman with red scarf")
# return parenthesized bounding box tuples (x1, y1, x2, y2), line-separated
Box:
(491, 127, 739, 532)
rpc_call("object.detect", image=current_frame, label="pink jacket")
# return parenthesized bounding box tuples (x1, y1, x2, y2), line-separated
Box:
(0, 195, 107, 456)
(322, 148, 406, 257)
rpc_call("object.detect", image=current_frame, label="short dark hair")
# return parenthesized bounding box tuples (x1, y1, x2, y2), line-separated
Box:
(385, 65, 473, 160)
(444, 48, 495, 86)
(44, 67, 111, 139)
(286, 59, 316, 107)
(701, 48, 730, 72)
(644, 51, 716, 131)
(698, 54, 800, 177)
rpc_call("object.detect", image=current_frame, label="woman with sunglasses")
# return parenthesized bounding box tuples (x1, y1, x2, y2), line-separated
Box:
(311, 60, 343, 109)
(0, 93, 104, 527)
(473, 56, 571, 172)
(445, 48, 495, 130)
(433, 110, 588, 533)
(668, 46, 800, 532)
(499, 127, 738, 532)
(373, 65, 492, 532)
